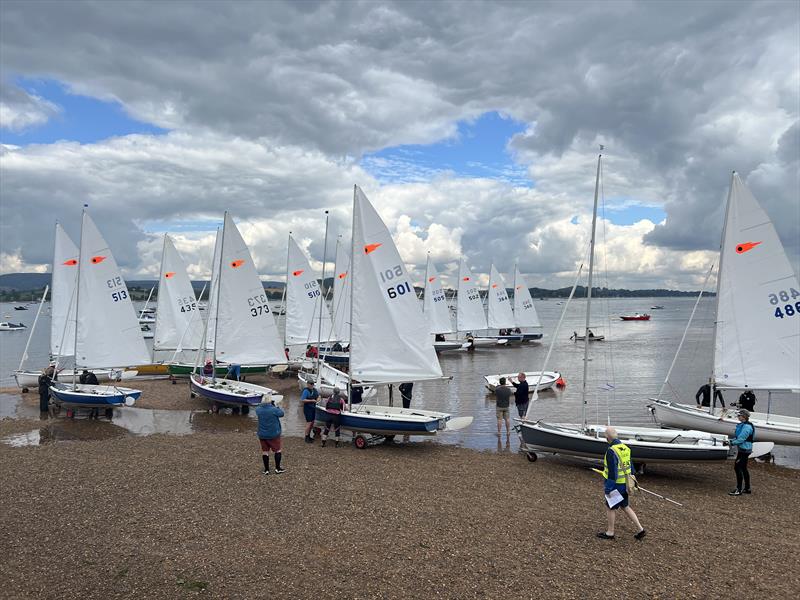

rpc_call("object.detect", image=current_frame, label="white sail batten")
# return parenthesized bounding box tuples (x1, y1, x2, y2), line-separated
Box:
(423, 256, 453, 334)
(350, 186, 442, 382)
(154, 235, 204, 351)
(331, 240, 352, 343)
(51, 223, 79, 357)
(714, 174, 800, 390)
(75, 212, 149, 368)
(513, 266, 542, 328)
(487, 264, 514, 329)
(214, 214, 285, 365)
(285, 235, 333, 345)
(456, 258, 487, 332)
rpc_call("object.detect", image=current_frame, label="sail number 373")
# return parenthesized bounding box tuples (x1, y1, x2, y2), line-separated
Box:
(379, 264, 412, 299)
(248, 293, 271, 317)
(769, 288, 800, 319)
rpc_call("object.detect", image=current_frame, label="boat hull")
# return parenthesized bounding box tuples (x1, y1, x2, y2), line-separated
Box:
(649, 399, 800, 446)
(315, 404, 447, 436)
(189, 374, 281, 407)
(620, 315, 651, 321)
(484, 371, 561, 393)
(168, 363, 269, 377)
(521, 333, 543, 341)
(14, 368, 138, 388)
(49, 383, 141, 408)
(518, 420, 730, 463)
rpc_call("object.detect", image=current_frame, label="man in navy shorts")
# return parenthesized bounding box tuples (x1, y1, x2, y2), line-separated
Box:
(301, 380, 320, 443)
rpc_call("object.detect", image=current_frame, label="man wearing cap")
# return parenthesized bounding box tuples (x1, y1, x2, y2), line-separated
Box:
(321, 387, 346, 448)
(597, 427, 646, 541)
(255, 396, 285, 475)
(728, 410, 755, 496)
(301, 380, 320, 443)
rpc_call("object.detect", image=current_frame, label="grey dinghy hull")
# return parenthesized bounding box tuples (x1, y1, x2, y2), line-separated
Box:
(518, 420, 730, 463)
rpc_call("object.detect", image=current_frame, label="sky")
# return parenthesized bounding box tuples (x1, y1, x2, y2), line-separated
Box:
(0, 0, 798, 290)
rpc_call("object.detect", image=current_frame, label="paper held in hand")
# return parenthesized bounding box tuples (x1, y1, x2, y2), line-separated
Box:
(605, 489, 624, 508)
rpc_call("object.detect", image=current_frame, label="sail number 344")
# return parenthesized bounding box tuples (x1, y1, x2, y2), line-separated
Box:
(770, 288, 800, 319)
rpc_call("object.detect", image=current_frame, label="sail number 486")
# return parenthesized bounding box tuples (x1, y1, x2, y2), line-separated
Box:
(770, 288, 800, 319)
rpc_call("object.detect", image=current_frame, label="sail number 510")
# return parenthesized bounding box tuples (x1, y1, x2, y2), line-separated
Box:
(770, 288, 800, 319)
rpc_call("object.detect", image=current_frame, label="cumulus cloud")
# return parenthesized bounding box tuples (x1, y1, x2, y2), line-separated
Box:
(0, 84, 60, 131)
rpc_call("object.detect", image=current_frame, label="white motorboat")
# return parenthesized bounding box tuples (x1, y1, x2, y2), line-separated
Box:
(0, 322, 26, 331)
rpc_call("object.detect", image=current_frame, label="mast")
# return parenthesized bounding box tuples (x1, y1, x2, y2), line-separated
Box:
(317, 211, 330, 375)
(211, 215, 226, 381)
(708, 172, 735, 413)
(282, 231, 291, 349)
(73, 207, 86, 389)
(348, 187, 356, 411)
(422, 253, 430, 308)
(581, 153, 602, 429)
(151, 234, 168, 363)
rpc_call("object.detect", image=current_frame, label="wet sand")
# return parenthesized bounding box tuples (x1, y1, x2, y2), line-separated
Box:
(1, 421, 799, 598)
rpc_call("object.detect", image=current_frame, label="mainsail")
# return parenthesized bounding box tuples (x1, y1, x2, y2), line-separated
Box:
(331, 239, 352, 343)
(75, 212, 150, 368)
(285, 235, 333, 345)
(350, 186, 442, 382)
(51, 223, 78, 357)
(423, 256, 453, 334)
(154, 235, 204, 352)
(487, 264, 514, 329)
(513, 265, 542, 328)
(456, 258, 487, 332)
(213, 213, 285, 365)
(713, 173, 800, 390)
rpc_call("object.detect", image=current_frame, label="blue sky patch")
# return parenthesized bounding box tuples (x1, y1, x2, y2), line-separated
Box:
(602, 203, 666, 225)
(361, 111, 531, 186)
(1, 78, 167, 145)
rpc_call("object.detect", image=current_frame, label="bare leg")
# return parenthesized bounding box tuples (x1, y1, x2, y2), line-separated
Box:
(504, 414, 510, 435)
(496, 418, 502, 435)
(605, 508, 616, 536)
(623, 506, 643, 532)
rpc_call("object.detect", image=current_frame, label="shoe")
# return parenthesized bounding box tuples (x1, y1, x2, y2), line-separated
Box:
(634, 529, 647, 540)
(262, 470, 270, 475)
(321, 440, 327, 448)
(304, 435, 312, 444)
(743, 489, 752, 494)
(596, 532, 615, 540)
(728, 489, 742, 496)
(275, 467, 286, 474)
(335, 440, 340, 448)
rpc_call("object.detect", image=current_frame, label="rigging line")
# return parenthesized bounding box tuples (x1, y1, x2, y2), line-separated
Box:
(598, 154, 615, 424)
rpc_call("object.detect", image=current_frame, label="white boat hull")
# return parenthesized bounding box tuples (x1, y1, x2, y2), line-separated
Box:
(14, 368, 138, 389)
(297, 364, 376, 399)
(649, 399, 800, 446)
(484, 371, 561, 393)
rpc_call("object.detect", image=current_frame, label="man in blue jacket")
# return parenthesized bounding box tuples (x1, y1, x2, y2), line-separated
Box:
(729, 409, 755, 496)
(256, 396, 285, 475)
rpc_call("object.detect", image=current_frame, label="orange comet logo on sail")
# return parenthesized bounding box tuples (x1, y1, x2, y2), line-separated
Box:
(230, 259, 245, 268)
(165, 272, 176, 278)
(462, 277, 470, 281)
(516, 285, 522, 289)
(63, 259, 77, 266)
(292, 270, 304, 277)
(735, 241, 761, 254)
(364, 243, 381, 254)
(338, 272, 347, 279)
(90, 255, 106, 264)
(428, 276, 436, 282)
(491, 284, 498, 288)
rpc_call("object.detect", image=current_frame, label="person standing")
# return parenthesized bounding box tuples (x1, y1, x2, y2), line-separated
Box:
(321, 387, 346, 448)
(729, 410, 755, 496)
(80, 369, 99, 385)
(737, 388, 756, 412)
(255, 397, 285, 475)
(301, 380, 320, 443)
(597, 427, 646, 541)
(37, 369, 52, 413)
(494, 377, 512, 436)
(510, 372, 529, 418)
(350, 385, 363, 405)
(399, 382, 414, 409)
(695, 383, 725, 408)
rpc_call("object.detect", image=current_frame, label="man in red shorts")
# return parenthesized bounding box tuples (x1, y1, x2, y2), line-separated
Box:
(255, 396, 285, 474)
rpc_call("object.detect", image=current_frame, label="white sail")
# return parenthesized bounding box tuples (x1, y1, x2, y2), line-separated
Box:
(214, 213, 285, 365)
(456, 258, 487, 332)
(487, 264, 515, 329)
(513, 265, 542, 328)
(423, 256, 453, 334)
(331, 240, 352, 343)
(205, 229, 222, 352)
(153, 235, 204, 351)
(714, 173, 800, 390)
(350, 186, 442, 382)
(285, 235, 333, 345)
(75, 212, 150, 368)
(51, 223, 79, 357)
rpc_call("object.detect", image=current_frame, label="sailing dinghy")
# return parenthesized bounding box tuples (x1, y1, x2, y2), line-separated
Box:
(189, 213, 284, 411)
(487, 265, 524, 343)
(650, 173, 800, 445)
(49, 211, 147, 409)
(423, 256, 468, 352)
(455, 258, 500, 347)
(512, 265, 543, 341)
(315, 186, 473, 446)
(517, 154, 732, 463)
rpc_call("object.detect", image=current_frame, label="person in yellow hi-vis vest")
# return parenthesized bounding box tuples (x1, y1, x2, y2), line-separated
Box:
(597, 427, 647, 541)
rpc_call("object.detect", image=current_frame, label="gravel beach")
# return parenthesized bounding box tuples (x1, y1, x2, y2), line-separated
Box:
(2, 398, 799, 599)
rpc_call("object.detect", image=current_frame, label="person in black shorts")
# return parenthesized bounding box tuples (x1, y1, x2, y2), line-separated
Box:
(321, 387, 346, 448)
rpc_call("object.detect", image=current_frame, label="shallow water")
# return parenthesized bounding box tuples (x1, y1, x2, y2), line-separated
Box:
(1, 298, 798, 468)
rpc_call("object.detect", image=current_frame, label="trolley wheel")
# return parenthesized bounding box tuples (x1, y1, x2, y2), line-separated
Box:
(190, 391, 196, 398)
(241, 405, 250, 415)
(21, 386, 29, 394)
(211, 402, 220, 414)
(354, 435, 368, 450)
(384, 435, 396, 444)
(105, 408, 113, 419)
(66, 408, 75, 419)
(313, 427, 322, 436)
(526, 452, 538, 462)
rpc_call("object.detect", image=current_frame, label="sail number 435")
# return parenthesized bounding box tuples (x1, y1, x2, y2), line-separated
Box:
(379, 264, 412, 299)
(770, 288, 800, 319)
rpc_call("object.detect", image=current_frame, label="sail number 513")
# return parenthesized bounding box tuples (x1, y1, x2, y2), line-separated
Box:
(769, 288, 800, 319)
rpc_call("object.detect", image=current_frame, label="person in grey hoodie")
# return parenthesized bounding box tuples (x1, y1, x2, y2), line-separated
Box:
(255, 397, 285, 475)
